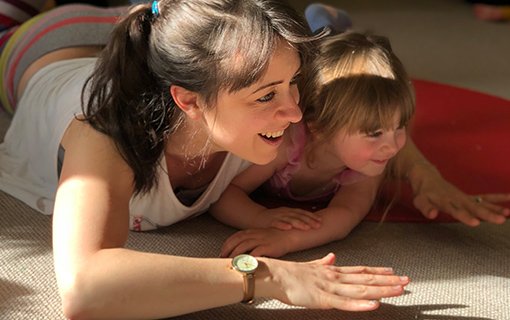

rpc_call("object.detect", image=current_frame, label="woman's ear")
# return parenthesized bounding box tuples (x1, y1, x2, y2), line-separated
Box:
(170, 85, 203, 120)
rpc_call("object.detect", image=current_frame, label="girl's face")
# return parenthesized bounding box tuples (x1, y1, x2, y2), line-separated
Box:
(201, 41, 303, 164)
(330, 114, 407, 176)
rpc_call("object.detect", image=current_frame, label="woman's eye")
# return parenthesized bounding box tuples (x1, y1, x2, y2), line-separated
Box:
(257, 91, 275, 103)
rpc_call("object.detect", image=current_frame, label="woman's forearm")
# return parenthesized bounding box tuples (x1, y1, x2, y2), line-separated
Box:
(60, 249, 256, 319)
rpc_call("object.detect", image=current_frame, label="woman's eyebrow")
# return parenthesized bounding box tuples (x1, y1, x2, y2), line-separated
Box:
(250, 67, 302, 95)
(251, 81, 283, 94)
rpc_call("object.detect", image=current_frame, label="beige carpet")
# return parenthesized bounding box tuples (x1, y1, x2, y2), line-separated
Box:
(2, 0, 510, 319)
(2, 184, 510, 319)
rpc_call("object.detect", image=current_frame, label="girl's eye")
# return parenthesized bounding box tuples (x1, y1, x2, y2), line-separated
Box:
(366, 130, 383, 138)
(290, 74, 301, 85)
(257, 91, 275, 103)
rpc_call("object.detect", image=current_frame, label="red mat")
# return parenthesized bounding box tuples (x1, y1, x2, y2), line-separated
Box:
(253, 79, 510, 222)
(373, 79, 510, 222)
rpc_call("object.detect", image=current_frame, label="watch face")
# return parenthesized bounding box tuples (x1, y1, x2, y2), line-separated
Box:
(232, 254, 258, 273)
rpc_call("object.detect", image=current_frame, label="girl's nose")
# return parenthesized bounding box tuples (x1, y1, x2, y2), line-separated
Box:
(382, 133, 405, 157)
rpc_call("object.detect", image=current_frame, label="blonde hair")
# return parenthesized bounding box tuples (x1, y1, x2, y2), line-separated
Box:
(304, 31, 415, 139)
(303, 31, 416, 220)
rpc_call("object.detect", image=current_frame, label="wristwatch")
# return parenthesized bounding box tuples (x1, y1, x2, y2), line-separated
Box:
(231, 254, 259, 304)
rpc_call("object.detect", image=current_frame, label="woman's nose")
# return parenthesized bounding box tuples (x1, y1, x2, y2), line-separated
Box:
(277, 93, 302, 124)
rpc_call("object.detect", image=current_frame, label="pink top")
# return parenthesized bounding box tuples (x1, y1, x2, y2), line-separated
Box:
(265, 122, 368, 202)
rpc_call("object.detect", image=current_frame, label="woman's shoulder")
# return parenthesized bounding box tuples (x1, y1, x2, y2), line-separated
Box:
(61, 118, 132, 176)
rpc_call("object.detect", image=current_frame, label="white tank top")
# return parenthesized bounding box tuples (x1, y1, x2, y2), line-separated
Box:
(0, 58, 251, 231)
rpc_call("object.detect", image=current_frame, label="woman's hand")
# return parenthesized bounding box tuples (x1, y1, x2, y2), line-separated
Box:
(409, 163, 510, 226)
(262, 253, 410, 311)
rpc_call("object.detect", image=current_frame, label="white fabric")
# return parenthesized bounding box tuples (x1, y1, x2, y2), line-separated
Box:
(0, 58, 94, 214)
(0, 58, 252, 231)
(129, 153, 250, 231)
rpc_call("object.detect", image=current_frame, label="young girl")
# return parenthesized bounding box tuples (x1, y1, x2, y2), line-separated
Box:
(304, 3, 510, 227)
(0, 1, 410, 318)
(210, 31, 416, 258)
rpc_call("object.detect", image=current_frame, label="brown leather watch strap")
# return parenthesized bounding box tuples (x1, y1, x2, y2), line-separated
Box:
(242, 272, 255, 304)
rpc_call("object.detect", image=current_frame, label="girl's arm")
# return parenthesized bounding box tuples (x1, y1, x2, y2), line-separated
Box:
(210, 145, 321, 231)
(54, 120, 408, 318)
(209, 160, 278, 229)
(220, 175, 381, 258)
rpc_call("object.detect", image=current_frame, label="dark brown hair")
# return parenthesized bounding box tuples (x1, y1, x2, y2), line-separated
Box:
(81, 0, 319, 195)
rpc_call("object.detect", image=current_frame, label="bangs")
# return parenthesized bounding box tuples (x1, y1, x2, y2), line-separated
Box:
(205, 0, 318, 98)
(316, 75, 415, 136)
(214, 13, 279, 93)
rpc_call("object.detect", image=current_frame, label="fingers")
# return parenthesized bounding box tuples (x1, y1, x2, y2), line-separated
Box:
(334, 272, 409, 287)
(220, 234, 257, 258)
(410, 170, 510, 225)
(318, 267, 409, 311)
(250, 245, 274, 257)
(265, 207, 322, 231)
(446, 195, 508, 226)
(220, 229, 286, 258)
(479, 193, 510, 205)
(220, 232, 244, 257)
(476, 194, 510, 217)
(335, 266, 396, 275)
(311, 252, 336, 266)
(321, 265, 410, 288)
(470, 198, 507, 224)
(484, 202, 510, 218)
(444, 201, 481, 226)
(321, 295, 381, 312)
(271, 221, 293, 231)
(412, 194, 439, 219)
(274, 210, 322, 230)
(272, 218, 310, 231)
(413, 192, 508, 226)
(271, 257, 410, 312)
(321, 283, 403, 312)
(333, 283, 405, 300)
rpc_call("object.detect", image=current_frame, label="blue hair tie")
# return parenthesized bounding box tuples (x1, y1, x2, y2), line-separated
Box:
(151, 0, 160, 16)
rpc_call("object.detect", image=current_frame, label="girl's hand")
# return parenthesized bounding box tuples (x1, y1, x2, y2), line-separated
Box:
(262, 253, 410, 311)
(260, 207, 322, 231)
(221, 228, 291, 258)
(410, 165, 510, 226)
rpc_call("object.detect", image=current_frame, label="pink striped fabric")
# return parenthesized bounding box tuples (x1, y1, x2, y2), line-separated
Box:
(0, 4, 126, 114)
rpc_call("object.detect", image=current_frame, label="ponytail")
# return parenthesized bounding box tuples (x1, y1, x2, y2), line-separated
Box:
(82, 4, 177, 195)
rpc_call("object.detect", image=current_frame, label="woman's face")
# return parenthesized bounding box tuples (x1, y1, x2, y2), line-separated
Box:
(202, 41, 303, 164)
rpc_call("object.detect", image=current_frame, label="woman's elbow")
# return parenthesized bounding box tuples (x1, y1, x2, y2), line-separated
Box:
(59, 273, 97, 319)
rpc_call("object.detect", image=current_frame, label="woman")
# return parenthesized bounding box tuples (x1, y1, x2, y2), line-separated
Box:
(0, 1, 409, 318)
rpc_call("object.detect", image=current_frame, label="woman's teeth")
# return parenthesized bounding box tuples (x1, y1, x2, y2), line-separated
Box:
(260, 130, 284, 139)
